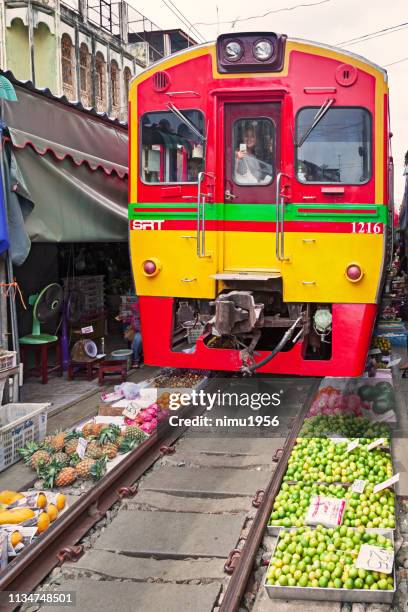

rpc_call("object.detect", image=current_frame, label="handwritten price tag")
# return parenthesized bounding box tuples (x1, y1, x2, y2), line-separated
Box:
(306, 496, 347, 527)
(356, 544, 394, 574)
(366, 438, 385, 451)
(351, 479, 366, 494)
(347, 440, 360, 453)
(76, 437, 88, 459)
(122, 403, 139, 420)
(373, 473, 399, 494)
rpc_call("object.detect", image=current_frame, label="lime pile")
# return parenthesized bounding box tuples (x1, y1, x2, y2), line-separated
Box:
(268, 482, 395, 530)
(300, 415, 391, 440)
(266, 525, 394, 591)
(283, 438, 393, 484)
(269, 483, 347, 528)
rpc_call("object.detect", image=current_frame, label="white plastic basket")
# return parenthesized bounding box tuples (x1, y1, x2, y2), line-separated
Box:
(0, 403, 49, 472)
(0, 351, 16, 373)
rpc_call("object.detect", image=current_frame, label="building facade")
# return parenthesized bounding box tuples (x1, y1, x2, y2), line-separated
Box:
(0, 0, 196, 121)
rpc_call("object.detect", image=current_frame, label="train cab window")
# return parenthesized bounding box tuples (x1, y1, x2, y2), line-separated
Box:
(233, 118, 275, 185)
(140, 110, 205, 183)
(296, 107, 371, 184)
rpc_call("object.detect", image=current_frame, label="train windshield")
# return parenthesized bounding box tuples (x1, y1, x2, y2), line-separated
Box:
(140, 110, 205, 183)
(233, 118, 275, 185)
(296, 107, 371, 184)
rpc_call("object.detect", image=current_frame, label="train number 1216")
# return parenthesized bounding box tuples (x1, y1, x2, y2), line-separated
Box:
(351, 222, 382, 234)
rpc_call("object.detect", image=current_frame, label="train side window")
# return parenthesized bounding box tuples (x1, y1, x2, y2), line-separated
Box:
(140, 110, 205, 183)
(296, 107, 372, 184)
(233, 118, 275, 185)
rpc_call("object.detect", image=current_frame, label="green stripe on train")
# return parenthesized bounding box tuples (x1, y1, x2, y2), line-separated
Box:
(128, 203, 388, 223)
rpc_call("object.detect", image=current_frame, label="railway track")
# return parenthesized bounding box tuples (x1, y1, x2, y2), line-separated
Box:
(0, 374, 320, 612)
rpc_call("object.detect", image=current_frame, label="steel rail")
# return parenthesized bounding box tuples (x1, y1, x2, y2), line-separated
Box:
(0, 395, 212, 612)
(219, 377, 322, 612)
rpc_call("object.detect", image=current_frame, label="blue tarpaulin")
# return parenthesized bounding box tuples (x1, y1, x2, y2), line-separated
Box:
(0, 165, 10, 255)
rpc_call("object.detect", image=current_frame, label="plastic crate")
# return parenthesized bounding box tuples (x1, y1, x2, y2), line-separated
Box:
(383, 331, 408, 347)
(0, 350, 16, 372)
(0, 403, 49, 472)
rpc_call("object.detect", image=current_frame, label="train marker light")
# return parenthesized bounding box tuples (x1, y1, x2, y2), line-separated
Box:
(225, 40, 244, 62)
(216, 32, 286, 73)
(346, 263, 363, 282)
(253, 39, 274, 61)
(142, 258, 161, 277)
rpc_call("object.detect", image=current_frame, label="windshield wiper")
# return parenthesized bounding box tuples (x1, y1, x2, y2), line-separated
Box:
(166, 102, 206, 143)
(296, 98, 335, 148)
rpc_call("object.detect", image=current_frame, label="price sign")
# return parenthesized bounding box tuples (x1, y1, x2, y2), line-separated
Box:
(76, 437, 88, 459)
(373, 473, 399, 494)
(122, 403, 139, 420)
(366, 438, 385, 451)
(351, 479, 366, 494)
(355, 544, 394, 574)
(81, 325, 94, 334)
(306, 496, 347, 528)
(347, 440, 359, 453)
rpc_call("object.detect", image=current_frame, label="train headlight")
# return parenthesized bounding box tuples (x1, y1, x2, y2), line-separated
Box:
(253, 39, 274, 61)
(225, 40, 244, 62)
(142, 258, 161, 277)
(345, 263, 363, 282)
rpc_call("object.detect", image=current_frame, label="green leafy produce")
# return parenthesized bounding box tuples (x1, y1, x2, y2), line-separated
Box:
(266, 525, 394, 590)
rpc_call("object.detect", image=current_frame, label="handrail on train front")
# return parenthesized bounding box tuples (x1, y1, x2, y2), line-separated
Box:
(275, 172, 291, 261)
(197, 171, 214, 257)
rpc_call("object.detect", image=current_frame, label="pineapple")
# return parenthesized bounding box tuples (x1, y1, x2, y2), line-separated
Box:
(64, 431, 82, 455)
(118, 437, 140, 454)
(85, 440, 105, 460)
(101, 443, 118, 460)
(124, 426, 148, 444)
(39, 459, 77, 488)
(44, 430, 66, 452)
(52, 451, 69, 467)
(89, 458, 107, 481)
(81, 422, 96, 438)
(98, 425, 121, 445)
(55, 467, 77, 487)
(75, 458, 96, 479)
(19, 443, 52, 471)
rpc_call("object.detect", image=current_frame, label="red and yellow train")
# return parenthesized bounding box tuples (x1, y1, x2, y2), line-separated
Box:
(128, 32, 393, 376)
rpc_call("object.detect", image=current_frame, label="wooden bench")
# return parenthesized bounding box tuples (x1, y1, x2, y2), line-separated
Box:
(98, 359, 127, 386)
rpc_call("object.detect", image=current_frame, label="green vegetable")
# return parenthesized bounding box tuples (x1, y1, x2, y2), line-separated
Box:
(373, 393, 395, 414)
(357, 385, 377, 402)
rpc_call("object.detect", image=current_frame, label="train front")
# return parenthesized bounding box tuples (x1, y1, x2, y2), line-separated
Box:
(128, 32, 391, 376)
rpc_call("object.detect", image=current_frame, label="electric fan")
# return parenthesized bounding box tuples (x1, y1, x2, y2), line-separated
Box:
(19, 284, 63, 346)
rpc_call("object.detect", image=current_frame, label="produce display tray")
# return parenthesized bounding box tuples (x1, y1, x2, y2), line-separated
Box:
(264, 527, 395, 604)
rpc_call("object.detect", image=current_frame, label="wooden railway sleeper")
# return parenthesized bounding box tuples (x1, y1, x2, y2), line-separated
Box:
(57, 545, 84, 565)
(224, 548, 241, 575)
